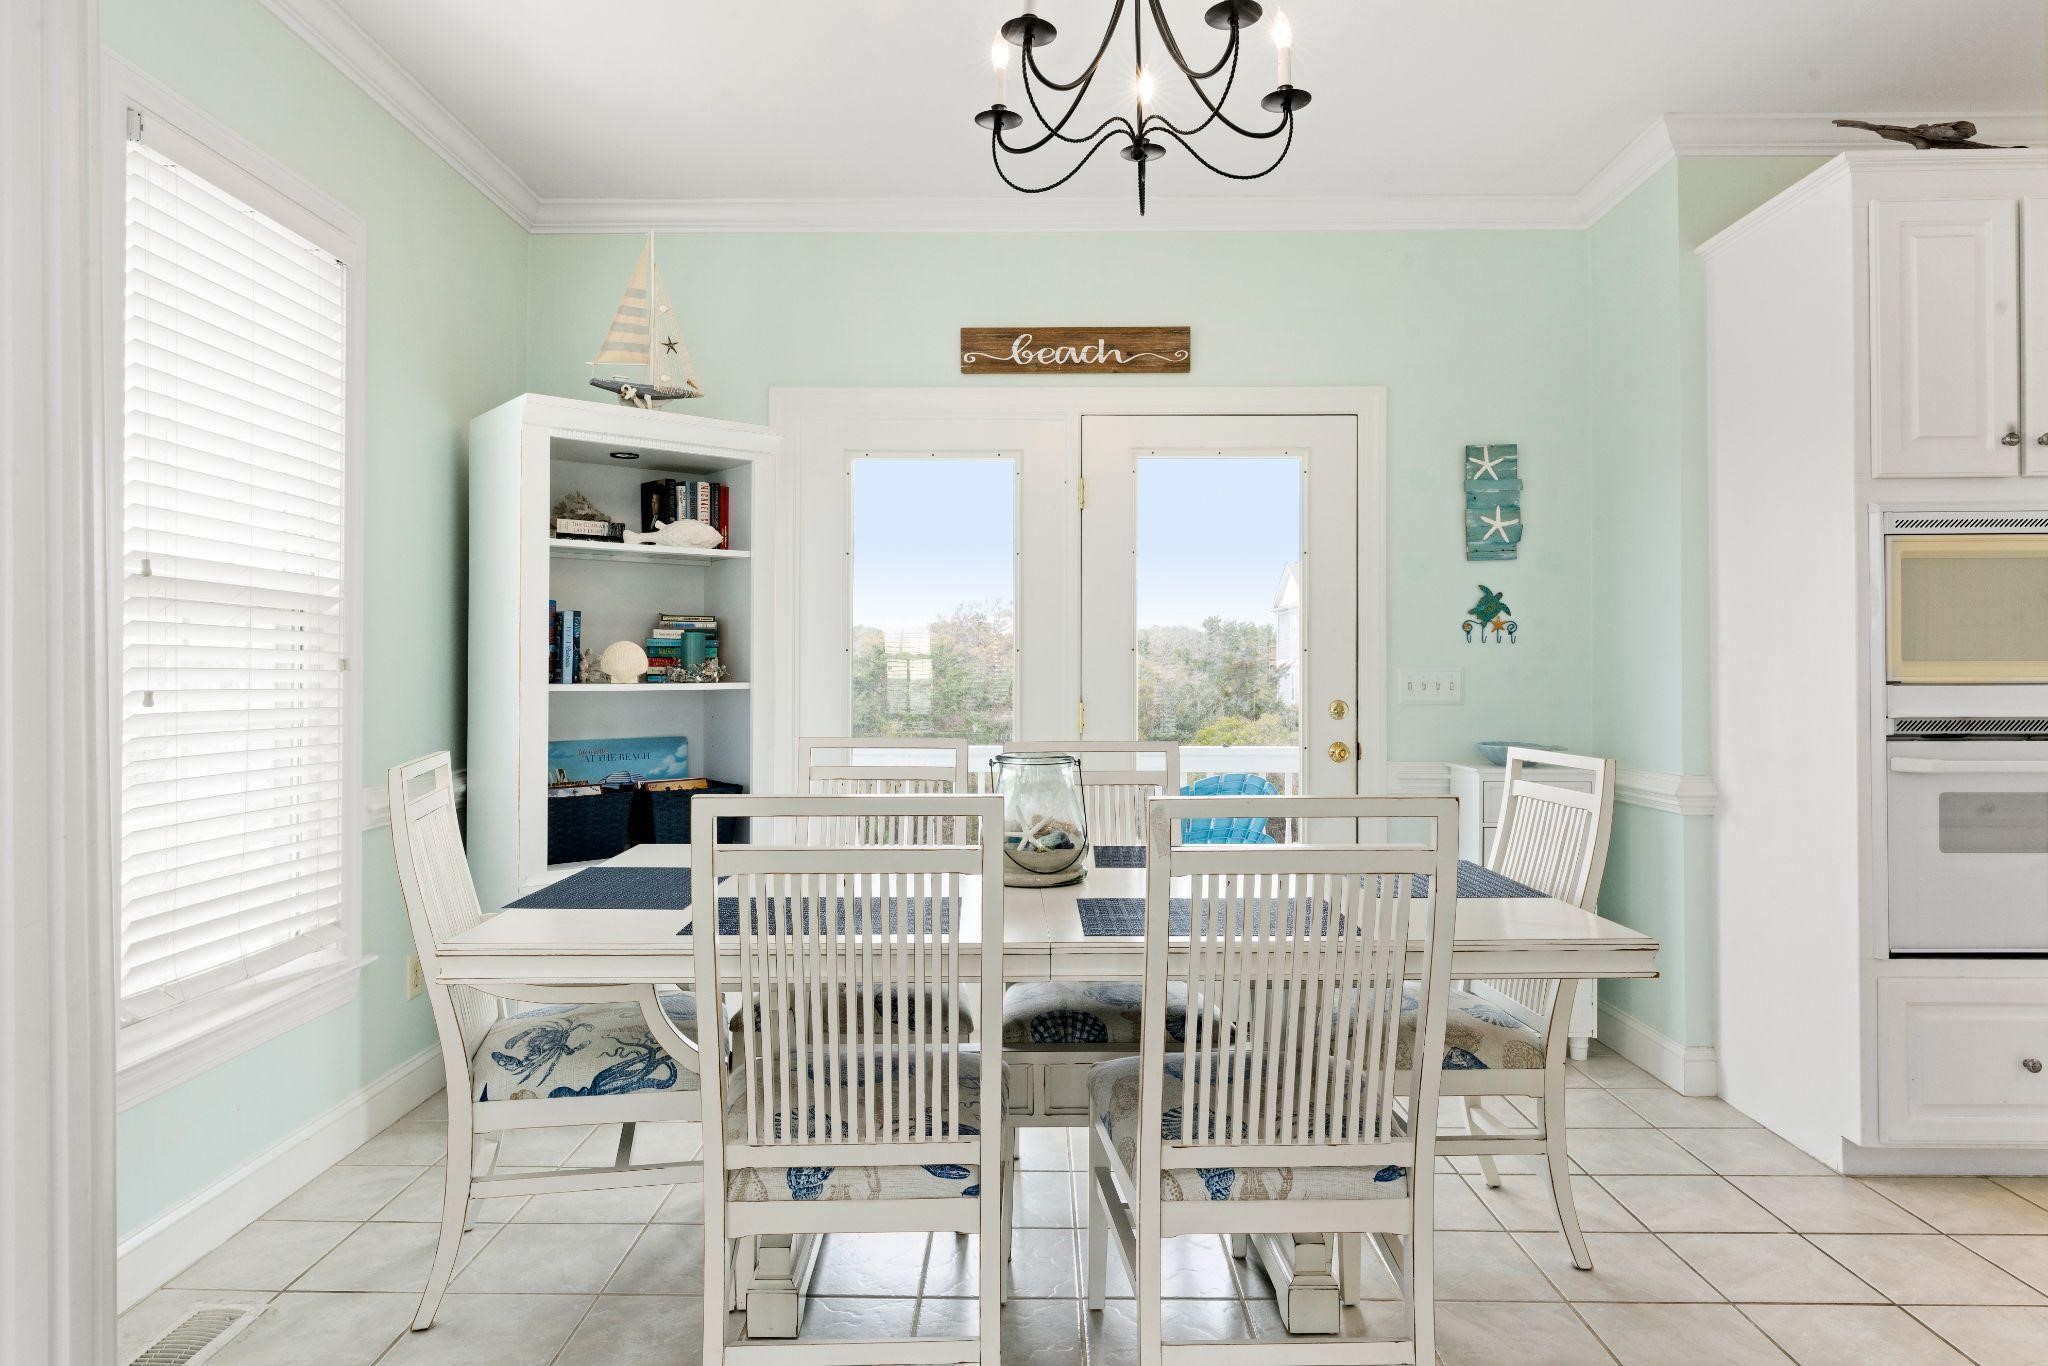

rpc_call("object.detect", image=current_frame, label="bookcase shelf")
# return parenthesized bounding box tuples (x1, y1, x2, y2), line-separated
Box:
(547, 682, 751, 693)
(467, 394, 781, 913)
(547, 538, 750, 565)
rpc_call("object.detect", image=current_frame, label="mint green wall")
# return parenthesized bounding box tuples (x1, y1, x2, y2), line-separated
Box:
(105, 0, 529, 1236)
(1581, 158, 1824, 1041)
(527, 230, 1608, 763)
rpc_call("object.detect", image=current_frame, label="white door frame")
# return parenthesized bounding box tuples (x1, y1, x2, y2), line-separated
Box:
(766, 386, 1387, 799)
(2, 0, 119, 1357)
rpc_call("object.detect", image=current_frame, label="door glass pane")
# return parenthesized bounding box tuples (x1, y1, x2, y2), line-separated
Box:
(1136, 455, 1302, 797)
(850, 458, 1015, 743)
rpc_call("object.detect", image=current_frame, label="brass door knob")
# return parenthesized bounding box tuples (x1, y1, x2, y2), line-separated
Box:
(1328, 699, 1348, 720)
(1328, 741, 1351, 763)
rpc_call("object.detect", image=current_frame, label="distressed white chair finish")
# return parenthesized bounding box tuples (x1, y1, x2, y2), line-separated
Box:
(691, 793, 1007, 1366)
(1087, 795, 1463, 1366)
(799, 736, 971, 846)
(1424, 748, 1615, 1272)
(388, 753, 703, 1332)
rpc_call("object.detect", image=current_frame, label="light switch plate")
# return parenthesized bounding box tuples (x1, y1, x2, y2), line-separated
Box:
(1398, 668, 1463, 705)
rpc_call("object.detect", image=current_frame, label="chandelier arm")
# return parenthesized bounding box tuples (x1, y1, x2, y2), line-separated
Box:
(1160, 26, 1241, 139)
(1143, 84, 1290, 142)
(1150, 112, 1295, 180)
(1021, 0, 1127, 93)
(999, 112, 1137, 158)
(1019, 56, 1114, 145)
(990, 124, 1135, 195)
(1146, 0, 1237, 81)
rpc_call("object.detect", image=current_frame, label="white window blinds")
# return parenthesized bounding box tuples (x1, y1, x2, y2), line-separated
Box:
(118, 130, 352, 1024)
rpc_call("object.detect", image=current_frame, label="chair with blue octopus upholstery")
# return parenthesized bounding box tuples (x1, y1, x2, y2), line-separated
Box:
(389, 753, 707, 1333)
(1085, 794, 1463, 1365)
(692, 792, 1008, 1366)
(1177, 770, 1281, 843)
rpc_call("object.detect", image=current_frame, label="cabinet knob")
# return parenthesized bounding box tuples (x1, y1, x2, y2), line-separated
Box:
(2037, 433, 2048, 447)
(2003, 430, 2023, 447)
(2026, 1058, 2044, 1074)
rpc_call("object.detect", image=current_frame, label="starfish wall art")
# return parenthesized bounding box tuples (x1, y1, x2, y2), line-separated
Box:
(1464, 442, 1522, 561)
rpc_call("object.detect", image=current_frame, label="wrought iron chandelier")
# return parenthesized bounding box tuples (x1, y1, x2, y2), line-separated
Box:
(975, 1, 1310, 215)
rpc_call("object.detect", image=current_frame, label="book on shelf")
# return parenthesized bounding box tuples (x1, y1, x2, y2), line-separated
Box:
(552, 517, 624, 542)
(639, 476, 730, 548)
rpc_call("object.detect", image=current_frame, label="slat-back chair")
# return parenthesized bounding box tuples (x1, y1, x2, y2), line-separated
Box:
(1429, 748, 1615, 1272)
(693, 793, 1007, 1366)
(1086, 795, 1463, 1365)
(994, 741, 1183, 1268)
(799, 736, 971, 846)
(388, 753, 704, 1332)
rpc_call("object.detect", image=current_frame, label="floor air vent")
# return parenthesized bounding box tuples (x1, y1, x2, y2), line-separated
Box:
(124, 1305, 263, 1366)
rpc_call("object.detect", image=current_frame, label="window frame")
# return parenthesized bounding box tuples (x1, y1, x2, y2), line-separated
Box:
(104, 58, 370, 1111)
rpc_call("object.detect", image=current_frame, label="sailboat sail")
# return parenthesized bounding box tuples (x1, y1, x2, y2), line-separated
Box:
(589, 233, 703, 405)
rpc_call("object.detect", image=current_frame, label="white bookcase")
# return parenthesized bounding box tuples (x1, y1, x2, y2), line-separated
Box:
(467, 394, 781, 911)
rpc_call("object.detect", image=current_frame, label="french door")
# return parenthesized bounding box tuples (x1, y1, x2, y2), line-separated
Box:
(785, 395, 1378, 802)
(1078, 415, 1360, 804)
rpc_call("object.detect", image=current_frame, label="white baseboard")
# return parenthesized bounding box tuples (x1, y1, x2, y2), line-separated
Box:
(1596, 1003, 1719, 1097)
(1839, 1140, 2048, 1177)
(116, 1047, 445, 1310)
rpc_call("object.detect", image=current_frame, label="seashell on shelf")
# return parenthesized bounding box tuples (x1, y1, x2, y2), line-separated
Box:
(623, 518, 724, 550)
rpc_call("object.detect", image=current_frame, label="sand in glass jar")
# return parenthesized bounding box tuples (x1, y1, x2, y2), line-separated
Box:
(991, 752, 1090, 887)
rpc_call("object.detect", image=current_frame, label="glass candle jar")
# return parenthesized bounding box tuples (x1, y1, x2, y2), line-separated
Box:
(990, 751, 1090, 886)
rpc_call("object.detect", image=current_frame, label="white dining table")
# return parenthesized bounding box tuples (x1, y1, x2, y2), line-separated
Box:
(436, 844, 1659, 1337)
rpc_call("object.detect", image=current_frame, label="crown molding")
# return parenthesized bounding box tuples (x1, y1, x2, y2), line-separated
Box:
(526, 192, 1589, 234)
(236, 12, 2048, 237)
(257, 0, 538, 227)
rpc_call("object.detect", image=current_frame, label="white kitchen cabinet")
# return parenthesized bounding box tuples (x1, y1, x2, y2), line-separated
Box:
(2024, 199, 2048, 475)
(1870, 198, 2020, 477)
(1878, 979, 2048, 1145)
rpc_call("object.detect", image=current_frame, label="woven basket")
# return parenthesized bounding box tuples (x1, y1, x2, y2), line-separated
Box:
(642, 780, 747, 844)
(547, 789, 633, 864)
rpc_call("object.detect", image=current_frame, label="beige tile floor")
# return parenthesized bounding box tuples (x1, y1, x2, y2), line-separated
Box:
(119, 1043, 2048, 1364)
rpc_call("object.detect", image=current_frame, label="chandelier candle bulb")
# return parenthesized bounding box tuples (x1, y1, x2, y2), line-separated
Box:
(1275, 10, 1293, 86)
(1136, 68, 1156, 110)
(991, 36, 1009, 106)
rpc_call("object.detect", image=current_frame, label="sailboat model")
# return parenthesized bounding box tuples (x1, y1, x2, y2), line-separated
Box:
(588, 232, 704, 407)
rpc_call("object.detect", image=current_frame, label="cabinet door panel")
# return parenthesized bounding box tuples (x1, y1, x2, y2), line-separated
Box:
(2025, 199, 2048, 475)
(1870, 199, 2020, 477)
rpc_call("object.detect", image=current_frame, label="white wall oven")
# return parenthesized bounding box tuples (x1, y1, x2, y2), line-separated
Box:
(1884, 513, 2048, 955)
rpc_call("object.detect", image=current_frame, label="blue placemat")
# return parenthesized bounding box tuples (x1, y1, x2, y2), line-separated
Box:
(508, 866, 951, 936)
(1073, 859, 1539, 938)
(1092, 844, 1146, 868)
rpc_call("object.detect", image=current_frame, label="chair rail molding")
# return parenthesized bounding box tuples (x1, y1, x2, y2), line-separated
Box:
(2, 0, 118, 1355)
(1386, 760, 1717, 816)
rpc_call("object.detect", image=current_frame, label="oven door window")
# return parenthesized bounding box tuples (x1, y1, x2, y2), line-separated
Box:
(1938, 791, 2048, 854)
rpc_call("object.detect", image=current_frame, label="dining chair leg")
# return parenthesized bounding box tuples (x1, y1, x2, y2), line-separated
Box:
(979, 1180, 1004, 1366)
(614, 1121, 636, 1167)
(412, 1110, 473, 1331)
(1228, 1233, 1249, 1259)
(1339, 1233, 1364, 1307)
(1463, 1098, 1504, 1188)
(1001, 1142, 1017, 1304)
(1084, 1143, 1108, 1313)
(1544, 1074, 1591, 1271)
(1409, 1219, 1436, 1366)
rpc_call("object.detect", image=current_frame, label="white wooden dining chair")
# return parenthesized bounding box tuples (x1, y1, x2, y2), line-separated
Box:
(996, 740, 1182, 1133)
(1420, 747, 1615, 1272)
(1087, 794, 1463, 1366)
(690, 793, 1007, 1366)
(387, 753, 705, 1332)
(799, 736, 972, 846)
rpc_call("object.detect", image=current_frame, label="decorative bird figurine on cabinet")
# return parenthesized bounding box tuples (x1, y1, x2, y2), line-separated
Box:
(1831, 119, 2019, 150)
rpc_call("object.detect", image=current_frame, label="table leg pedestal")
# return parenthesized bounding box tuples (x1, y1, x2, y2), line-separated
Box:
(744, 1232, 822, 1338)
(1247, 1233, 1342, 1334)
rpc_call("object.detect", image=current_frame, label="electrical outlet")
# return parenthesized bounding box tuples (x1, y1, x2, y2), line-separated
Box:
(405, 953, 424, 1000)
(1398, 668, 1463, 705)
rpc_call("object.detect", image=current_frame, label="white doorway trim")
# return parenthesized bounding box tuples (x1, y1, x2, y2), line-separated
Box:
(2, 0, 119, 1358)
(765, 386, 1387, 798)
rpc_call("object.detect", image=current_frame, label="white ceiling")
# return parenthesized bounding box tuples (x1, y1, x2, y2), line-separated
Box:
(290, 0, 2046, 226)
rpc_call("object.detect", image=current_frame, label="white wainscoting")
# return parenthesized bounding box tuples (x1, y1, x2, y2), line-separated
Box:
(116, 1048, 444, 1310)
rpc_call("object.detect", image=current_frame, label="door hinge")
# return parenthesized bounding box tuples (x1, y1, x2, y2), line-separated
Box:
(1077, 701, 1086, 736)
(1077, 477, 1086, 510)
(126, 107, 145, 142)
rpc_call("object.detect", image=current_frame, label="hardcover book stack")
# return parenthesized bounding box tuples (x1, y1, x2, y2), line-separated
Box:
(641, 476, 731, 547)
(645, 612, 719, 679)
(548, 600, 582, 682)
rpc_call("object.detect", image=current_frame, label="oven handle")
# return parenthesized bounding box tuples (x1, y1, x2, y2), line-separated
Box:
(1889, 756, 2048, 775)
